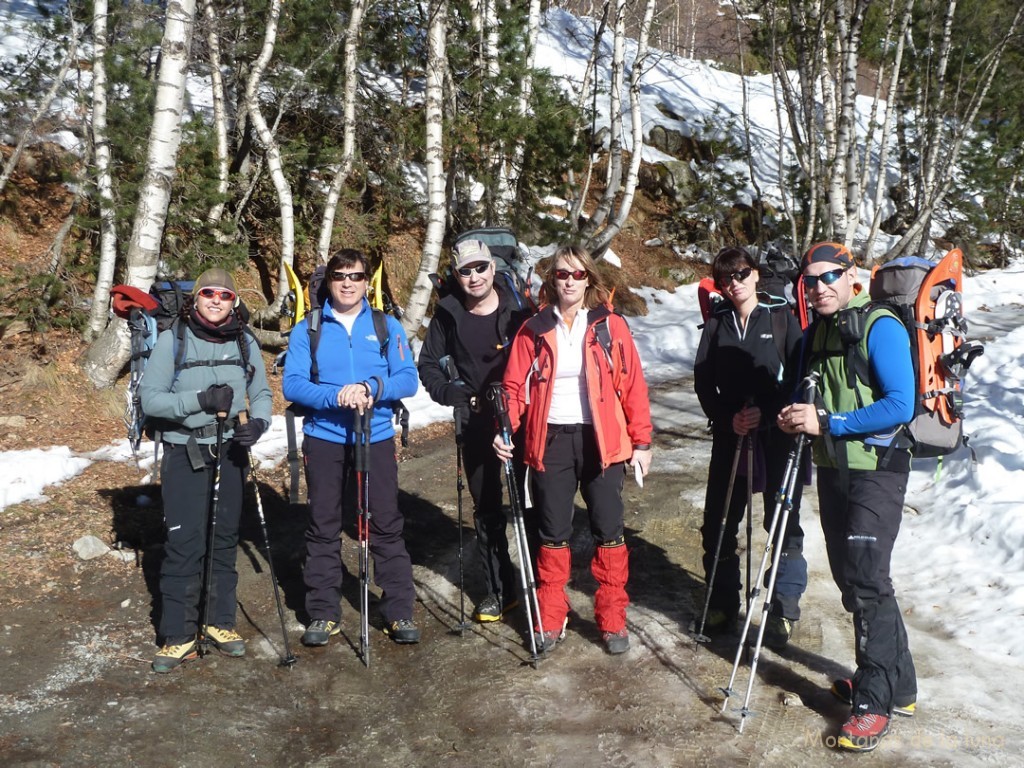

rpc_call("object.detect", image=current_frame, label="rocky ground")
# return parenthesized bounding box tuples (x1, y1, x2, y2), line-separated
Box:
(1, 369, 1020, 768)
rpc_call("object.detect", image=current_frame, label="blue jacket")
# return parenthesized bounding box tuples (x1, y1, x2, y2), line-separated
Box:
(282, 298, 418, 445)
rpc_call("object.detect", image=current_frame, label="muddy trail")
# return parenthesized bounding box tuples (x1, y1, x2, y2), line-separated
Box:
(0, 379, 1018, 767)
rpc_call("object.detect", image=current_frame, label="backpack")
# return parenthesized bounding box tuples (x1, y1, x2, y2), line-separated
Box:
(829, 248, 985, 458)
(281, 265, 410, 503)
(754, 242, 801, 308)
(429, 227, 537, 313)
(111, 279, 255, 477)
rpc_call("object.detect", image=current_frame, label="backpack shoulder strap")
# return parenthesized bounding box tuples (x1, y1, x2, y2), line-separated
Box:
(769, 307, 789, 365)
(371, 308, 389, 358)
(307, 307, 323, 384)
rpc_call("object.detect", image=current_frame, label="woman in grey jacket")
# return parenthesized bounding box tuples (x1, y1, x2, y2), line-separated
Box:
(140, 268, 273, 672)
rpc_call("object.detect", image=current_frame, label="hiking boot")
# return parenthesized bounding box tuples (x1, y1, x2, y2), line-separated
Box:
(383, 619, 421, 644)
(533, 617, 569, 654)
(602, 628, 630, 655)
(152, 639, 198, 673)
(837, 713, 890, 752)
(301, 619, 341, 647)
(202, 625, 245, 657)
(701, 609, 737, 636)
(831, 678, 916, 717)
(763, 615, 793, 649)
(473, 593, 520, 623)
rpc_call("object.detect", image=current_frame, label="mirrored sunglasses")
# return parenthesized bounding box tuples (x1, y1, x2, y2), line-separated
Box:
(721, 266, 754, 286)
(456, 263, 490, 277)
(554, 269, 587, 281)
(197, 287, 236, 301)
(801, 267, 848, 290)
(330, 270, 367, 282)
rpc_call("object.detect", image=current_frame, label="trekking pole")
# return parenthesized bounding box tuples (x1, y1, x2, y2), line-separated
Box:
(487, 383, 546, 664)
(720, 374, 818, 732)
(441, 355, 468, 635)
(693, 435, 745, 644)
(238, 414, 297, 667)
(744, 436, 754, 664)
(453, 405, 468, 635)
(199, 411, 227, 657)
(354, 407, 373, 668)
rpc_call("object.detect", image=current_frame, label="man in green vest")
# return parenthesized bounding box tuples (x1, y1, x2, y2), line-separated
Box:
(778, 242, 917, 753)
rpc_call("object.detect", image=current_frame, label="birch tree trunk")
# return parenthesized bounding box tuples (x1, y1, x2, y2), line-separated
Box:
(402, 0, 448, 336)
(82, 0, 198, 388)
(581, 0, 626, 241)
(85, 0, 118, 342)
(202, 0, 231, 234)
(243, 0, 294, 309)
(588, 0, 656, 257)
(317, 0, 370, 262)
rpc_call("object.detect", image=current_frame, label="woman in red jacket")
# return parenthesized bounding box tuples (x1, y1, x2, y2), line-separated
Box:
(494, 245, 653, 655)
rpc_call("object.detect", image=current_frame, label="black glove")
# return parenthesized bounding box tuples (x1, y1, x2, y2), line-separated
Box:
(233, 417, 267, 447)
(198, 383, 234, 416)
(441, 383, 471, 408)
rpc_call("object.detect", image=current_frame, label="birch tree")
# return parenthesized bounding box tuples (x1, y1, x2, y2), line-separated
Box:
(242, 0, 294, 310)
(85, 0, 118, 342)
(82, 0, 198, 387)
(317, 0, 371, 262)
(587, 0, 656, 256)
(402, 0, 448, 336)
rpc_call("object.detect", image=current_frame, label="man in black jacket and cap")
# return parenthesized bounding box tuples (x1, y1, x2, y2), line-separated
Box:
(418, 238, 533, 622)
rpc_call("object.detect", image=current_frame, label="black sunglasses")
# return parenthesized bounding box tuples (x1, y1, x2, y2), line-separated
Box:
(330, 270, 367, 282)
(554, 269, 588, 281)
(456, 263, 490, 277)
(720, 266, 754, 286)
(802, 267, 848, 290)
(198, 287, 236, 301)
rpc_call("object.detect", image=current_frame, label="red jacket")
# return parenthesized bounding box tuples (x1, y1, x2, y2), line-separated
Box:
(502, 304, 653, 471)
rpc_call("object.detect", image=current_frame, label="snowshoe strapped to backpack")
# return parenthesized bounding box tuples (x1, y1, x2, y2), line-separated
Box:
(841, 249, 984, 458)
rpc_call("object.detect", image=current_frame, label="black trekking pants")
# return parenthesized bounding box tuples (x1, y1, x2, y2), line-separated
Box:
(701, 427, 807, 620)
(462, 413, 526, 603)
(158, 439, 246, 644)
(302, 434, 415, 625)
(818, 466, 917, 716)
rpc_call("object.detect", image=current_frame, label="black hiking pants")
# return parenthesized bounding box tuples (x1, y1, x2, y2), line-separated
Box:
(302, 434, 415, 625)
(818, 466, 917, 716)
(158, 439, 247, 644)
(701, 426, 807, 621)
(461, 412, 527, 604)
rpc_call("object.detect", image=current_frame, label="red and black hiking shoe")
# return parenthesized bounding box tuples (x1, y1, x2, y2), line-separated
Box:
(838, 712, 890, 752)
(831, 678, 916, 717)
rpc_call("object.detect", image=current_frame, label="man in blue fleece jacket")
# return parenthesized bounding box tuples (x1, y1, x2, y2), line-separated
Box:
(283, 249, 421, 646)
(778, 242, 917, 752)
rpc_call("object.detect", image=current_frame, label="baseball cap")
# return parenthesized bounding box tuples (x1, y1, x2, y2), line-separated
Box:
(452, 239, 492, 270)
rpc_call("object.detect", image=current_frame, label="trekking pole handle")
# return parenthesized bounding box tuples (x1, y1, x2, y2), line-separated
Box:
(801, 372, 820, 405)
(486, 383, 514, 444)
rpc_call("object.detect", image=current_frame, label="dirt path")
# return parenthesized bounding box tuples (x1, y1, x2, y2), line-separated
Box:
(0, 378, 1019, 767)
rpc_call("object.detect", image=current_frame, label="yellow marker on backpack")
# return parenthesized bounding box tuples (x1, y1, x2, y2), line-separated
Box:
(283, 261, 305, 324)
